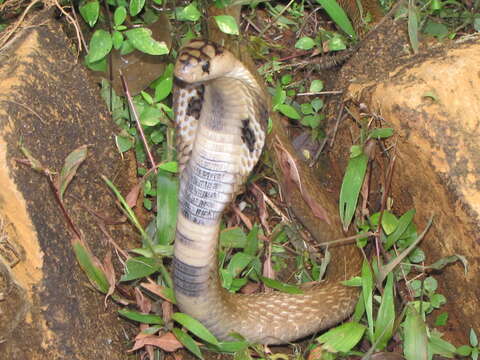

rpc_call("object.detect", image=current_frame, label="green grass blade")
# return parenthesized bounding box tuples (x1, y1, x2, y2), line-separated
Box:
(316, 0, 357, 39)
(172, 312, 219, 346)
(156, 170, 178, 245)
(317, 322, 366, 352)
(339, 149, 368, 231)
(404, 305, 428, 360)
(374, 272, 395, 349)
(172, 328, 204, 359)
(72, 240, 109, 293)
(118, 309, 164, 325)
(361, 260, 374, 341)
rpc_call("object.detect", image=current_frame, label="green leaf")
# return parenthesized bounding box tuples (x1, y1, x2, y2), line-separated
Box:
(430, 293, 446, 308)
(72, 241, 109, 293)
(86, 30, 112, 63)
(317, 322, 366, 353)
(423, 276, 437, 292)
(154, 76, 173, 102)
(404, 304, 428, 360)
(316, 0, 356, 39)
(125, 28, 169, 55)
(408, 247, 425, 263)
(272, 85, 286, 108)
(434, 312, 448, 326)
(115, 135, 133, 153)
(176, 3, 201, 22)
(244, 224, 259, 256)
(158, 161, 178, 173)
(85, 56, 107, 72)
(172, 313, 219, 346)
(120, 256, 160, 281)
(373, 273, 395, 349)
(112, 30, 124, 50)
(470, 328, 478, 347)
(300, 103, 314, 115)
(310, 80, 324, 92)
(327, 36, 347, 51)
(156, 170, 178, 245)
(301, 114, 322, 129)
(214, 15, 239, 35)
(361, 260, 374, 340)
(211, 340, 250, 353)
(427, 254, 468, 273)
(114, 6, 127, 26)
(59, 145, 88, 201)
(385, 209, 415, 249)
(276, 104, 300, 119)
(423, 20, 449, 40)
(118, 309, 164, 324)
(173, 328, 204, 359)
(220, 227, 247, 248)
(311, 98, 324, 112)
(140, 105, 163, 126)
(339, 149, 368, 230)
(456, 345, 472, 356)
(79, 0, 100, 27)
(408, 0, 419, 53)
(129, 0, 145, 16)
(226, 252, 255, 277)
(428, 330, 457, 358)
(260, 276, 303, 294)
(295, 36, 315, 50)
(368, 127, 394, 139)
(281, 74, 292, 85)
(150, 130, 164, 144)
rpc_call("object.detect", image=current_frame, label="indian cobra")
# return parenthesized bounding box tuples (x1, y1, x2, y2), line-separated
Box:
(172, 39, 360, 345)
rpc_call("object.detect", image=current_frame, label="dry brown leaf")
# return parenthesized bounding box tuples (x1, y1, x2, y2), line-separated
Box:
(240, 281, 261, 295)
(129, 332, 183, 353)
(126, 182, 142, 208)
(274, 136, 330, 224)
(232, 204, 253, 230)
(251, 185, 270, 234)
(162, 300, 173, 324)
(140, 280, 173, 302)
(307, 345, 323, 360)
(135, 287, 151, 313)
(102, 250, 116, 307)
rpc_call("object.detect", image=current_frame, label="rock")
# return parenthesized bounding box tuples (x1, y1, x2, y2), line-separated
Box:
(0, 10, 137, 359)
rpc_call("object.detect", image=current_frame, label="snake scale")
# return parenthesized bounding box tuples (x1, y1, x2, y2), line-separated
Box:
(172, 39, 360, 345)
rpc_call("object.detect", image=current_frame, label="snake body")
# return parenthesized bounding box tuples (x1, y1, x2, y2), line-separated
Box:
(172, 40, 358, 345)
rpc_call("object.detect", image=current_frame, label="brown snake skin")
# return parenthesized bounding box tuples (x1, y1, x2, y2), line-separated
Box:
(172, 39, 360, 345)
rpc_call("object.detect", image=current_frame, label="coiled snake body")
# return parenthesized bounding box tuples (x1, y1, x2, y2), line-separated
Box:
(172, 40, 358, 345)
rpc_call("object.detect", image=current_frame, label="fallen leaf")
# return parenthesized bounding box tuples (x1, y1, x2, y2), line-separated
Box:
(251, 185, 270, 234)
(129, 332, 183, 352)
(102, 250, 116, 307)
(126, 182, 142, 208)
(274, 137, 330, 223)
(140, 280, 174, 302)
(240, 281, 261, 295)
(135, 287, 151, 313)
(58, 145, 89, 201)
(232, 204, 253, 230)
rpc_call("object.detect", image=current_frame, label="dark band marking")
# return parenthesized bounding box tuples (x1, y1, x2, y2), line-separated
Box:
(173, 76, 189, 88)
(186, 85, 204, 120)
(173, 257, 208, 297)
(176, 230, 196, 247)
(241, 119, 256, 153)
(202, 61, 210, 74)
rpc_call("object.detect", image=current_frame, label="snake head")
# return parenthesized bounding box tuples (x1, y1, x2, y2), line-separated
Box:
(174, 40, 235, 84)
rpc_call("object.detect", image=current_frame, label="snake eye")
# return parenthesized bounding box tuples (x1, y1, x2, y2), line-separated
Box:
(202, 61, 210, 74)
